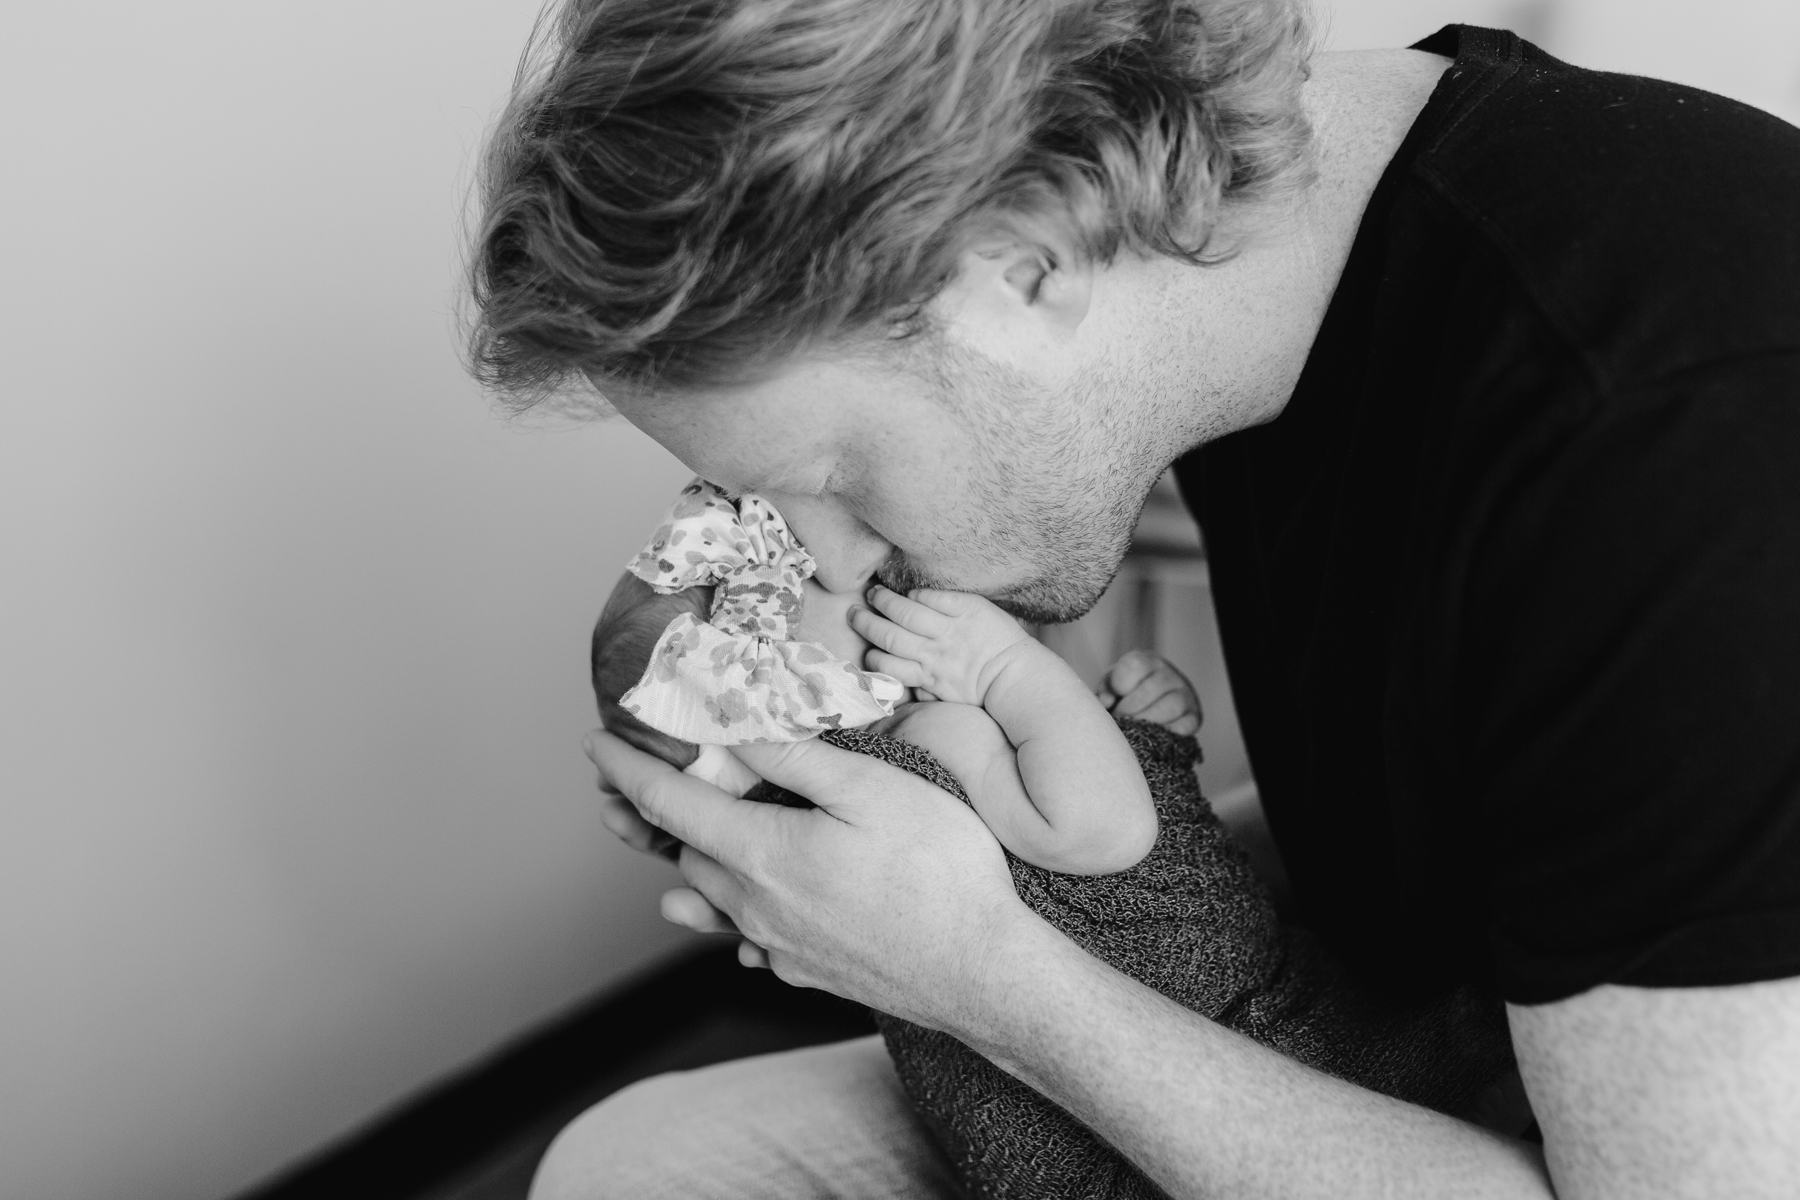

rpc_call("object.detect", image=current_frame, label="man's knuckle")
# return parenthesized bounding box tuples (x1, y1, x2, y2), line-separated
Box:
(637, 776, 680, 822)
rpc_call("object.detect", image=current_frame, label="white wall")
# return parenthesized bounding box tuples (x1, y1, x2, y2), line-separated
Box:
(0, 6, 699, 1200)
(3, 4, 1795, 1200)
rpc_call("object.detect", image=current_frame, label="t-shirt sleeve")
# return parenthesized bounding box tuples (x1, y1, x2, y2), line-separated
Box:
(1459, 351, 1800, 1004)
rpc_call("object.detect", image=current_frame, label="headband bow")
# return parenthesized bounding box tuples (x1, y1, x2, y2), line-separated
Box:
(618, 479, 905, 744)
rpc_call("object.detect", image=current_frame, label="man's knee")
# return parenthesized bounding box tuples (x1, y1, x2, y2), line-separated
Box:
(527, 1036, 962, 1200)
(530, 1071, 701, 1200)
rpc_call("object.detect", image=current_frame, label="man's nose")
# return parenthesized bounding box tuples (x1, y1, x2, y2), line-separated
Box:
(767, 494, 892, 593)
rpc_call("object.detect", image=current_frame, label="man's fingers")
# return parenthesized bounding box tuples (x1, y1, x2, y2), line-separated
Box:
(732, 737, 883, 813)
(738, 939, 770, 969)
(597, 789, 654, 848)
(598, 790, 683, 861)
(586, 728, 778, 860)
(677, 841, 750, 914)
(660, 886, 738, 935)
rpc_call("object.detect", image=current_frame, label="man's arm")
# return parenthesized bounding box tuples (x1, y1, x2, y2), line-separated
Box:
(1511, 977, 1800, 1198)
(961, 908, 1553, 1198)
(588, 730, 1800, 1198)
(963, 912, 1800, 1199)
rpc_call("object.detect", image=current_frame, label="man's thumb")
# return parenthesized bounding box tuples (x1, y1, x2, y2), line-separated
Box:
(731, 737, 870, 807)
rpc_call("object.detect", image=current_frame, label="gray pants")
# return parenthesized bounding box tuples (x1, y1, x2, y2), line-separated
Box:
(530, 1036, 968, 1199)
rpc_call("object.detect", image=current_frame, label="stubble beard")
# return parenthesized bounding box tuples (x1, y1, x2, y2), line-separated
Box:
(881, 343, 1159, 625)
(874, 511, 1133, 626)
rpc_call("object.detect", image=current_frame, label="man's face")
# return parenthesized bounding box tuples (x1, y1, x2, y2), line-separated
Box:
(611, 338, 1165, 625)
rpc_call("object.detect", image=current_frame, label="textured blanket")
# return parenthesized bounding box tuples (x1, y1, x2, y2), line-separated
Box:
(746, 718, 1515, 1200)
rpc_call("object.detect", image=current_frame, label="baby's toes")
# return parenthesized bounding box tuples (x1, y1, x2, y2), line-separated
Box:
(1166, 710, 1201, 737)
(1130, 688, 1202, 732)
(1104, 649, 1162, 696)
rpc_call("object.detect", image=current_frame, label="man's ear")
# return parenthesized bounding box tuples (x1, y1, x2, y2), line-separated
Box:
(951, 235, 1093, 341)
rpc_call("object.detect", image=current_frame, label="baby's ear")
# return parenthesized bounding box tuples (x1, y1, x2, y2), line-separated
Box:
(599, 699, 700, 769)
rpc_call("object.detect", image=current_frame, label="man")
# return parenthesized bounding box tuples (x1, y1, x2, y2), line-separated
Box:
(467, 2, 1800, 1196)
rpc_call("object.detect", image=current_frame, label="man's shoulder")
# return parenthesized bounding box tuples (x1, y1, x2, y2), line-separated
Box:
(1408, 32, 1800, 392)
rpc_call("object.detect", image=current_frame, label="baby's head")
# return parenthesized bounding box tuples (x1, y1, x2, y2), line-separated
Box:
(591, 572, 876, 765)
(591, 574, 711, 767)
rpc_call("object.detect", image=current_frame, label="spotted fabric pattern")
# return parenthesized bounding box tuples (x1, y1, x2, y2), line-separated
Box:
(620, 478, 905, 744)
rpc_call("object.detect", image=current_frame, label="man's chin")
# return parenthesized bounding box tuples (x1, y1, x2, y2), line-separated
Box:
(964, 558, 1122, 626)
(988, 575, 1113, 627)
(877, 550, 1121, 627)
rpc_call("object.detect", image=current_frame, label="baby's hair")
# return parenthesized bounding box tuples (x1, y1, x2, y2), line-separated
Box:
(591, 573, 712, 767)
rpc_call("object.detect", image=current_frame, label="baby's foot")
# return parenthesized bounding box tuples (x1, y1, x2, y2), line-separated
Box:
(1098, 650, 1202, 737)
(849, 586, 1032, 706)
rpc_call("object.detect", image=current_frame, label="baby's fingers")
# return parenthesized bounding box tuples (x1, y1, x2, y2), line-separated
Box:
(866, 585, 948, 635)
(865, 648, 928, 688)
(902, 587, 987, 618)
(849, 603, 931, 661)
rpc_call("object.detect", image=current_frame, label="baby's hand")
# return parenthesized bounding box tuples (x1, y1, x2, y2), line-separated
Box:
(1098, 650, 1202, 737)
(849, 585, 1032, 707)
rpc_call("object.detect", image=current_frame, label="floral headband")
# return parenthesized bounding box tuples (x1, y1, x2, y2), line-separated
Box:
(618, 479, 904, 744)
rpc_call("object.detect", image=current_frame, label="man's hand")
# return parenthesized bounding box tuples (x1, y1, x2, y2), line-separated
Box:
(584, 727, 1032, 1031)
(1098, 650, 1202, 736)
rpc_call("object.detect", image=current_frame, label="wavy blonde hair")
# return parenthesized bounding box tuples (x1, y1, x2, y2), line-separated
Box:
(469, 0, 1315, 405)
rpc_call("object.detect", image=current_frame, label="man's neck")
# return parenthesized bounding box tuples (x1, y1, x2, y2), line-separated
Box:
(1138, 49, 1450, 448)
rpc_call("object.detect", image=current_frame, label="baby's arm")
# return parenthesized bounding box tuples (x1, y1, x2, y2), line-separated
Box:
(851, 586, 1155, 874)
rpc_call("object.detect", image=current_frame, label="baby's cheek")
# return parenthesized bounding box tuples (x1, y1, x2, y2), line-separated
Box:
(795, 579, 872, 665)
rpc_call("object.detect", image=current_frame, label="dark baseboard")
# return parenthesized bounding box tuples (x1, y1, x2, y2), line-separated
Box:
(233, 942, 875, 1200)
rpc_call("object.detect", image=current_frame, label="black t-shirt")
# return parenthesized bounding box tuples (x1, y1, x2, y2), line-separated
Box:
(1176, 25, 1800, 1006)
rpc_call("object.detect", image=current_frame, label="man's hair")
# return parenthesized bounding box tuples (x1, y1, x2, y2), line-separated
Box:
(468, 0, 1315, 406)
(591, 574, 710, 767)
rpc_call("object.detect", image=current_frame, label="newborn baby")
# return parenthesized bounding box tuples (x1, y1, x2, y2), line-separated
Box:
(594, 479, 1518, 1200)
(594, 477, 1167, 877)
